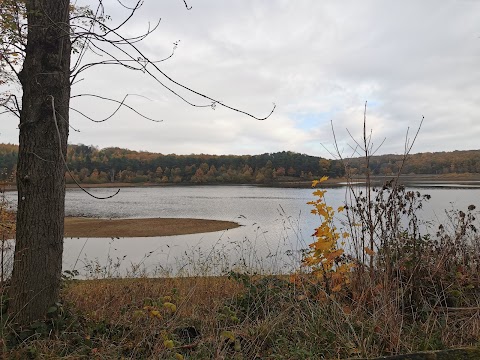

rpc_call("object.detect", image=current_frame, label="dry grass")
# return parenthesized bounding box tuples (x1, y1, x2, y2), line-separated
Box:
(63, 276, 244, 323)
(1, 269, 480, 359)
(64, 217, 239, 238)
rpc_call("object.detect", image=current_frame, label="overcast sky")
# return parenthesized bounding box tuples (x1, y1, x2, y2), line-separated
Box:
(2, 0, 480, 158)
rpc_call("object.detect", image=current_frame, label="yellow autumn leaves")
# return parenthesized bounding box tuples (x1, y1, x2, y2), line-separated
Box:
(133, 296, 183, 358)
(303, 176, 353, 294)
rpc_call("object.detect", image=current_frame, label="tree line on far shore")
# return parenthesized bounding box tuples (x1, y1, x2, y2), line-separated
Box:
(0, 144, 342, 184)
(1, 143, 479, 185)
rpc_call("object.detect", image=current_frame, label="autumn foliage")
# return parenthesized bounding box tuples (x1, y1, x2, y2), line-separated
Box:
(303, 176, 352, 295)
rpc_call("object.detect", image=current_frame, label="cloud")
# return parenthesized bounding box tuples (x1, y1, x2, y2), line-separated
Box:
(2, 0, 480, 157)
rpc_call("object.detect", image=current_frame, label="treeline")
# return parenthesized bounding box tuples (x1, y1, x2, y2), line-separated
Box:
(346, 150, 480, 176)
(2, 144, 480, 184)
(0, 144, 343, 184)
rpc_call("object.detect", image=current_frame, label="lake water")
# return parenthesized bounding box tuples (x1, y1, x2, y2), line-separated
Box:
(4, 185, 480, 277)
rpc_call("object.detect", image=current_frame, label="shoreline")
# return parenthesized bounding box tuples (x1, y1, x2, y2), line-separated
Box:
(2, 173, 480, 192)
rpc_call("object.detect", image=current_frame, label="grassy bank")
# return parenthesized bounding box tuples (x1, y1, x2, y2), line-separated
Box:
(1, 267, 479, 359)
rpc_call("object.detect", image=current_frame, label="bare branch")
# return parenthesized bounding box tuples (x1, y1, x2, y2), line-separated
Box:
(0, 96, 20, 119)
(70, 41, 178, 83)
(26, 151, 55, 163)
(70, 94, 162, 123)
(55, 110, 81, 132)
(182, 0, 193, 10)
(70, 1, 104, 74)
(320, 142, 338, 160)
(346, 127, 363, 152)
(69, 9, 275, 120)
(49, 95, 120, 200)
(115, 0, 142, 10)
(0, 95, 12, 107)
(371, 137, 386, 156)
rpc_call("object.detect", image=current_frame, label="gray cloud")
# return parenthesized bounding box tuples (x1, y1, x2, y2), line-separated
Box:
(2, 0, 480, 158)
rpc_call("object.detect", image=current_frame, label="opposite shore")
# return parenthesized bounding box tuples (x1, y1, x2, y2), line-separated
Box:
(3, 173, 480, 192)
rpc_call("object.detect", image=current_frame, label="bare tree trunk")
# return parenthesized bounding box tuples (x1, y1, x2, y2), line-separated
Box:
(9, 0, 71, 325)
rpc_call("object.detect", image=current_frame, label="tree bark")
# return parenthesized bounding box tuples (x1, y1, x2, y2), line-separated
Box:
(9, 0, 71, 325)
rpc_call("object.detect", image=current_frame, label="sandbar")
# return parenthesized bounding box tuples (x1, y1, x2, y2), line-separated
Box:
(64, 217, 240, 238)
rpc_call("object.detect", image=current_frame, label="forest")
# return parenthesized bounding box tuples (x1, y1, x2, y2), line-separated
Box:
(1, 143, 480, 185)
(0, 143, 341, 184)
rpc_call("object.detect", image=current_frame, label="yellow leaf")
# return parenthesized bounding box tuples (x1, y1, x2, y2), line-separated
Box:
(220, 330, 235, 343)
(326, 249, 344, 262)
(318, 208, 329, 217)
(313, 189, 326, 197)
(302, 257, 313, 266)
(320, 175, 329, 182)
(174, 354, 184, 360)
(314, 240, 334, 252)
(149, 310, 161, 319)
(164, 339, 175, 349)
(364, 247, 375, 256)
(337, 206, 345, 212)
(163, 302, 177, 313)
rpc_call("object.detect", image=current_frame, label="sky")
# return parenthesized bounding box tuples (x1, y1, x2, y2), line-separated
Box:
(2, 0, 480, 158)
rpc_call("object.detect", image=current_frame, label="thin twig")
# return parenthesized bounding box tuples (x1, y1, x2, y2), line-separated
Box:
(49, 95, 120, 200)
(182, 0, 192, 10)
(70, 93, 161, 123)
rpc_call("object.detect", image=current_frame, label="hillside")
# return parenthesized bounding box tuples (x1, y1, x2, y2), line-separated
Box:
(1, 143, 480, 184)
(0, 144, 341, 184)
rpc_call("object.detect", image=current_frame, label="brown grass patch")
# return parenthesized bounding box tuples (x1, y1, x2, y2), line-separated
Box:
(63, 276, 243, 322)
(64, 217, 239, 238)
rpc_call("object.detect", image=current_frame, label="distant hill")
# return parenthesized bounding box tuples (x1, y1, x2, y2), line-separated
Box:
(1, 143, 479, 184)
(0, 144, 341, 184)
(346, 150, 480, 176)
